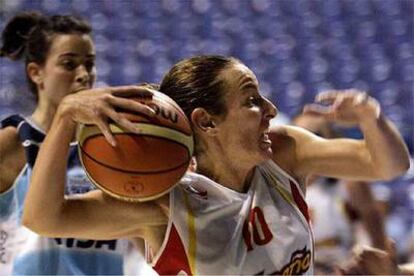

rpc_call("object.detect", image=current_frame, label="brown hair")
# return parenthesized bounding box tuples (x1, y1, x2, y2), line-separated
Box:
(0, 11, 92, 98)
(159, 55, 240, 119)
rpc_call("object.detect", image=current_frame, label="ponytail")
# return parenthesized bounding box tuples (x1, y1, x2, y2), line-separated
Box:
(0, 11, 44, 60)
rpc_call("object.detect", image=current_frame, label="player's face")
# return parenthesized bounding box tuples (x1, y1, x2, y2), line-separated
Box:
(34, 34, 96, 106)
(214, 62, 277, 168)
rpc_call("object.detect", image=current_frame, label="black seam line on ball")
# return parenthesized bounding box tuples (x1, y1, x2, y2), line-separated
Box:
(79, 134, 191, 174)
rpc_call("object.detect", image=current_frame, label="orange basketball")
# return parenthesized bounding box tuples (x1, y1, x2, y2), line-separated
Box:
(77, 90, 194, 202)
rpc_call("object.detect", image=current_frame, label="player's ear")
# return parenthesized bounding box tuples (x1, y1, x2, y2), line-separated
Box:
(191, 108, 218, 136)
(27, 62, 45, 90)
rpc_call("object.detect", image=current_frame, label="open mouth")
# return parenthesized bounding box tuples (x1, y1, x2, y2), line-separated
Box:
(260, 131, 272, 148)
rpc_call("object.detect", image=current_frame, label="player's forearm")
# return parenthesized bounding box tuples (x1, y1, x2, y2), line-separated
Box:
(362, 210, 387, 250)
(359, 113, 410, 180)
(22, 107, 77, 235)
(349, 181, 388, 250)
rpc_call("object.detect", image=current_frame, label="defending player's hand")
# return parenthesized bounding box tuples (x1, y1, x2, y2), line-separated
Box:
(303, 89, 381, 126)
(58, 85, 156, 146)
(338, 241, 398, 275)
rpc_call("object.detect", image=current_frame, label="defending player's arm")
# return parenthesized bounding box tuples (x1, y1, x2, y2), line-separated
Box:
(276, 90, 410, 182)
(345, 180, 387, 250)
(22, 86, 168, 240)
(0, 128, 26, 193)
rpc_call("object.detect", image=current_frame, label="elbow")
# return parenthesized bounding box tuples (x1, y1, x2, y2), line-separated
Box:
(22, 211, 62, 237)
(386, 147, 412, 179)
(377, 160, 411, 181)
(22, 212, 45, 235)
(399, 158, 411, 177)
(22, 212, 46, 236)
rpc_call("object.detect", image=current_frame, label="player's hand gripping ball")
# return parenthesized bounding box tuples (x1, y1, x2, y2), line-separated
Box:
(77, 90, 194, 202)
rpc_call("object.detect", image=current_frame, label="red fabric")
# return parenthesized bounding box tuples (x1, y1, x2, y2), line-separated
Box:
(153, 224, 192, 275)
(290, 181, 310, 223)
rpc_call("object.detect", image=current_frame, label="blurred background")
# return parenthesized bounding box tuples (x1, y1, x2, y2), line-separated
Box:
(0, 0, 413, 268)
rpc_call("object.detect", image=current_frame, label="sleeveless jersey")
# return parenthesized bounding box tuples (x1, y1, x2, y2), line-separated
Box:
(0, 115, 153, 275)
(152, 160, 314, 275)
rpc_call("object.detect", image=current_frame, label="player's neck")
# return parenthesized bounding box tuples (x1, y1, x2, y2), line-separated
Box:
(196, 155, 255, 193)
(30, 108, 55, 132)
(31, 102, 58, 133)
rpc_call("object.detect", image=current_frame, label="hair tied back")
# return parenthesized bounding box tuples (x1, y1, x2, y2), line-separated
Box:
(0, 11, 44, 60)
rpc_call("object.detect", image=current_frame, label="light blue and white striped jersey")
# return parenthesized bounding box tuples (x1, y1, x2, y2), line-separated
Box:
(0, 115, 149, 275)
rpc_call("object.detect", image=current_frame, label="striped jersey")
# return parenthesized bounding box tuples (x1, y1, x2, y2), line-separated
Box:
(0, 114, 154, 275)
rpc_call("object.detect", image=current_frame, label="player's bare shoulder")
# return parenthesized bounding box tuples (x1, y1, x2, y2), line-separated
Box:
(270, 124, 333, 184)
(270, 124, 320, 145)
(269, 125, 319, 176)
(268, 125, 299, 175)
(0, 126, 26, 192)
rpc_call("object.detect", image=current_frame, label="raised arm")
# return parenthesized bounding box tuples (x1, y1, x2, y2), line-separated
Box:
(275, 90, 410, 182)
(22, 86, 168, 240)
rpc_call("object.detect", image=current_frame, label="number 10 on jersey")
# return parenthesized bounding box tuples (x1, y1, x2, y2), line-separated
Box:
(242, 207, 273, 251)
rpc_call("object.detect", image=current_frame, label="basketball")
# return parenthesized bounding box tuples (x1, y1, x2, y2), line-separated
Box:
(77, 90, 194, 202)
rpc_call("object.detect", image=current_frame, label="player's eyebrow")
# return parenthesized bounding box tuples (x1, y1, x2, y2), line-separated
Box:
(58, 53, 96, 58)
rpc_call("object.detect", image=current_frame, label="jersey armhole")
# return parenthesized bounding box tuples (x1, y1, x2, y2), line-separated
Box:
(149, 190, 174, 266)
(264, 160, 306, 196)
(0, 164, 29, 195)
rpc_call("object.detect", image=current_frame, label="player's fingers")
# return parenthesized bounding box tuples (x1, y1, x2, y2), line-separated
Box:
(330, 95, 346, 110)
(302, 104, 335, 119)
(95, 119, 117, 147)
(353, 92, 369, 106)
(105, 109, 141, 134)
(107, 95, 156, 117)
(315, 90, 341, 103)
(109, 85, 155, 98)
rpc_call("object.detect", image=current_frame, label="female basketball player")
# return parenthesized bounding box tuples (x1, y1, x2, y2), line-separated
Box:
(22, 55, 410, 275)
(0, 12, 153, 275)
